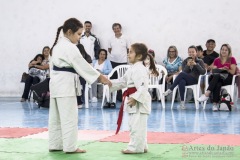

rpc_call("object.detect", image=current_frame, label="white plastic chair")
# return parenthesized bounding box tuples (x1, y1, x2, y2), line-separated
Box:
(202, 74, 238, 109)
(84, 82, 91, 108)
(149, 65, 167, 108)
(171, 72, 206, 109)
(101, 65, 130, 108)
(85, 80, 107, 108)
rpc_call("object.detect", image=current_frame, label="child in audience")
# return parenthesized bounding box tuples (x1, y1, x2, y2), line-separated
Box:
(143, 53, 159, 76)
(21, 54, 45, 102)
(28, 54, 46, 82)
(110, 43, 151, 154)
(143, 53, 159, 99)
(196, 45, 205, 93)
(196, 45, 204, 59)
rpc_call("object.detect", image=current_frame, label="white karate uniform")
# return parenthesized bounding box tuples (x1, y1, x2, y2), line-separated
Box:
(110, 62, 151, 153)
(48, 37, 100, 152)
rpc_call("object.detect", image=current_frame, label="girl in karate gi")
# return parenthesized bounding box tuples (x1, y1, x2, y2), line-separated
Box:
(110, 43, 151, 154)
(143, 53, 159, 76)
(48, 18, 111, 154)
(143, 53, 159, 99)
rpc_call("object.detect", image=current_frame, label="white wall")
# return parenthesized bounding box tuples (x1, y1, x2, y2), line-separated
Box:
(0, 0, 240, 97)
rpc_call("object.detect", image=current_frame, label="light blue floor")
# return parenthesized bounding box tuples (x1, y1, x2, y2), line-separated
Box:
(0, 98, 240, 135)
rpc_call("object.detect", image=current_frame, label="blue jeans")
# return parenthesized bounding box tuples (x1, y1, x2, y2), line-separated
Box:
(170, 72, 198, 101)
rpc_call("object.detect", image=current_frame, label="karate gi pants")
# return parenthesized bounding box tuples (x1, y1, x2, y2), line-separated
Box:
(127, 109, 148, 153)
(48, 96, 78, 152)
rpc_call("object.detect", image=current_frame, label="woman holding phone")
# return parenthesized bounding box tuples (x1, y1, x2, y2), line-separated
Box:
(163, 45, 206, 109)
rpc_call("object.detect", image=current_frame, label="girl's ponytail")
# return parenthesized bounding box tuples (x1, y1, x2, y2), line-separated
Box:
(50, 26, 63, 56)
(148, 54, 159, 76)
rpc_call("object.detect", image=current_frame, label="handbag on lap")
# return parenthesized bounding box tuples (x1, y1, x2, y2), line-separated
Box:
(212, 68, 228, 80)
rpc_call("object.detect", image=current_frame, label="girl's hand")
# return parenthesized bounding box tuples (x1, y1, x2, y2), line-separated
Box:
(127, 97, 136, 107)
(99, 74, 112, 87)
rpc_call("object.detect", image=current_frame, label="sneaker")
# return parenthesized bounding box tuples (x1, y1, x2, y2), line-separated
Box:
(163, 89, 172, 96)
(78, 105, 83, 109)
(103, 102, 110, 109)
(212, 104, 218, 111)
(91, 97, 98, 103)
(110, 102, 116, 108)
(180, 101, 186, 110)
(198, 94, 209, 102)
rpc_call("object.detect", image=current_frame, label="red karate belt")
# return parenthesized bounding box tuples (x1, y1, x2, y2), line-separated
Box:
(115, 87, 137, 134)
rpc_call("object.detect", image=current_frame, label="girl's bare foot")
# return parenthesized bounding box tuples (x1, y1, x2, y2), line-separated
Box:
(66, 148, 86, 154)
(121, 149, 136, 154)
(121, 149, 148, 154)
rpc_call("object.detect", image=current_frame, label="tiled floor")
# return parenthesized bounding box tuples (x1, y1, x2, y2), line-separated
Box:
(0, 97, 240, 160)
(1, 98, 240, 134)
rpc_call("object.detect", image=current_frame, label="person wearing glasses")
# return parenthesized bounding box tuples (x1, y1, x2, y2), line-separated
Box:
(163, 46, 206, 109)
(163, 46, 182, 84)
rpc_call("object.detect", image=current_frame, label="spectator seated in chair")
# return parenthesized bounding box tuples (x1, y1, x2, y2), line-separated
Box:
(198, 44, 237, 111)
(162, 46, 182, 101)
(21, 46, 50, 102)
(92, 49, 113, 103)
(163, 45, 182, 85)
(163, 45, 206, 109)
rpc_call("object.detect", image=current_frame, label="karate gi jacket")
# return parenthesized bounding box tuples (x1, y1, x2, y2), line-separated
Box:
(110, 62, 151, 114)
(50, 37, 100, 98)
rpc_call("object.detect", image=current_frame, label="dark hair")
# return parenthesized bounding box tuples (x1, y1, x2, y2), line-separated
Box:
(97, 49, 108, 59)
(42, 46, 50, 54)
(196, 45, 203, 52)
(33, 54, 44, 61)
(84, 21, 92, 25)
(131, 43, 148, 61)
(188, 45, 198, 52)
(50, 18, 83, 55)
(112, 23, 122, 30)
(148, 49, 155, 58)
(206, 39, 215, 44)
(143, 53, 159, 76)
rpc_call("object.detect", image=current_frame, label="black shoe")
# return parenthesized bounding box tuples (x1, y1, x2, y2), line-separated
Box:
(103, 102, 110, 109)
(110, 102, 116, 108)
(152, 97, 157, 101)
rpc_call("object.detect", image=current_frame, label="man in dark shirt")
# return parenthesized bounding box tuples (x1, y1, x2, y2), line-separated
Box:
(199, 39, 219, 101)
(76, 43, 92, 108)
(202, 39, 219, 71)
